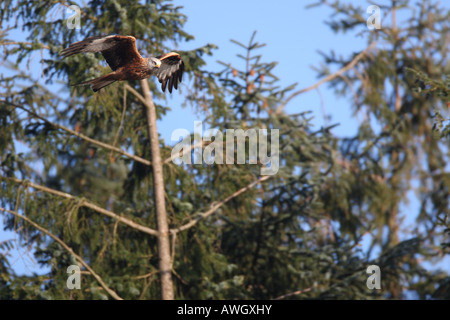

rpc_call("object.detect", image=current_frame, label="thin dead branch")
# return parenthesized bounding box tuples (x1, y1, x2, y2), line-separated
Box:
(171, 175, 271, 234)
(2, 177, 159, 237)
(275, 42, 377, 114)
(2, 100, 151, 166)
(0, 207, 123, 300)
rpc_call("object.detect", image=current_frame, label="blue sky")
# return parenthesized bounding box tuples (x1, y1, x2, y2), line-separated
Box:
(160, 0, 368, 142)
(1, 0, 449, 276)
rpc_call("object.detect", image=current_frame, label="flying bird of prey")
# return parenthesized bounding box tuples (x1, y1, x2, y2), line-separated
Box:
(60, 35, 184, 93)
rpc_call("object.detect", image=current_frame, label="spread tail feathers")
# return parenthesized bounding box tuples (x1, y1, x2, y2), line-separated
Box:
(73, 73, 117, 92)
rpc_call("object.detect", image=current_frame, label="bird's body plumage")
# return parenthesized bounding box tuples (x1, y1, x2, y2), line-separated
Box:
(60, 35, 184, 93)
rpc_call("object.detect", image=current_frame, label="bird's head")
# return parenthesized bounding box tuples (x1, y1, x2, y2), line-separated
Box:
(149, 57, 161, 69)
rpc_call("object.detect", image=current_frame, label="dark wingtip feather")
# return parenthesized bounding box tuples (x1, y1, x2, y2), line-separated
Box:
(179, 62, 184, 83)
(161, 78, 168, 92)
(168, 75, 175, 93)
(167, 62, 183, 93)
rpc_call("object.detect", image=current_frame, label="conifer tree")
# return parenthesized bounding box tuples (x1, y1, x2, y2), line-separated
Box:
(309, 0, 450, 299)
(0, 0, 448, 300)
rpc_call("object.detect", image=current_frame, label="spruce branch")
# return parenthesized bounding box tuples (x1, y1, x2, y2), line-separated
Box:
(1, 177, 159, 237)
(0, 207, 123, 300)
(163, 139, 208, 164)
(272, 286, 315, 300)
(0, 41, 50, 50)
(2, 100, 151, 166)
(124, 84, 148, 108)
(171, 175, 271, 234)
(275, 41, 377, 114)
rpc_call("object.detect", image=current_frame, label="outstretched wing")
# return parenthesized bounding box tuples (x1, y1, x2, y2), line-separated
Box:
(61, 35, 143, 71)
(154, 52, 184, 93)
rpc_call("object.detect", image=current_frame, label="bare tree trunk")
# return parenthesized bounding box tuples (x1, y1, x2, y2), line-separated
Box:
(140, 79, 174, 300)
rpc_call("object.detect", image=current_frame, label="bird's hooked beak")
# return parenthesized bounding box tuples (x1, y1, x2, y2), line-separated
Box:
(156, 60, 161, 68)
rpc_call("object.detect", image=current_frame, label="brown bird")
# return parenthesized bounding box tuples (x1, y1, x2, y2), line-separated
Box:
(60, 35, 184, 93)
